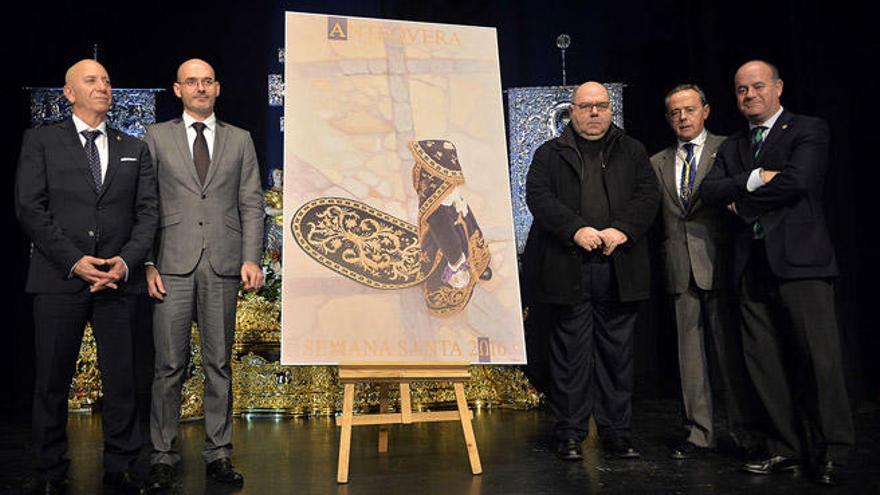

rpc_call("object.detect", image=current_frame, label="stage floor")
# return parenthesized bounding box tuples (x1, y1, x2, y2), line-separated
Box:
(1, 400, 877, 494)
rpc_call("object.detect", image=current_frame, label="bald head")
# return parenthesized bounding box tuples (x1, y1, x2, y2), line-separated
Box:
(65, 59, 107, 85)
(176, 58, 215, 82)
(572, 81, 610, 103)
(570, 81, 613, 140)
(173, 58, 220, 119)
(63, 59, 111, 127)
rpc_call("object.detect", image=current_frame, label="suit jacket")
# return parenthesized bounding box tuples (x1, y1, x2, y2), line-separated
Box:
(523, 124, 660, 304)
(701, 110, 838, 281)
(650, 132, 732, 294)
(15, 118, 158, 294)
(143, 118, 263, 276)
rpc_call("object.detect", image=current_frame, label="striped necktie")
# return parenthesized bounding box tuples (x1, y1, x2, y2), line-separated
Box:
(751, 126, 767, 159)
(750, 126, 768, 239)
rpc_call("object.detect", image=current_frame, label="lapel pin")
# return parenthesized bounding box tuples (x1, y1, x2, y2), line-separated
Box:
(116, 134, 122, 142)
(782, 124, 789, 130)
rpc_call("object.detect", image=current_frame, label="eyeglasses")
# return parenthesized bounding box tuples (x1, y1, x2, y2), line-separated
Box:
(572, 101, 611, 112)
(178, 78, 217, 88)
(666, 106, 701, 118)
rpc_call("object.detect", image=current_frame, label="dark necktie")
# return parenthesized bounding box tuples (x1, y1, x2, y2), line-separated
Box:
(192, 122, 210, 184)
(82, 129, 103, 191)
(750, 126, 768, 239)
(679, 142, 696, 208)
(751, 125, 767, 159)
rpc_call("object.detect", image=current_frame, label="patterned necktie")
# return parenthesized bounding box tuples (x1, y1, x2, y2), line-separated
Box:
(81, 130, 103, 191)
(751, 126, 767, 159)
(192, 122, 210, 184)
(750, 126, 767, 239)
(679, 142, 696, 208)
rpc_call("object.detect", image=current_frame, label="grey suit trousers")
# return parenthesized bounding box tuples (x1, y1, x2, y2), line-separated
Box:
(150, 249, 240, 465)
(674, 280, 754, 448)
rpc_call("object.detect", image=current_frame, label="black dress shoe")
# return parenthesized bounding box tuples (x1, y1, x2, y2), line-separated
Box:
(145, 463, 174, 493)
(103, 471, 142, 492)
(25, 478, 67, 495)
(742, 455, 801, 475)
(814, 461, 843, 486)
(670, 441, 713, 460)
(604, 437, 641, 459)
(555, 438, 583, 461)
(206, 458, 244, 485)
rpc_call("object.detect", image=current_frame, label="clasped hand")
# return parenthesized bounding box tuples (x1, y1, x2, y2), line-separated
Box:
(73, 255, 126, 292)
(573, 227, 628, 256)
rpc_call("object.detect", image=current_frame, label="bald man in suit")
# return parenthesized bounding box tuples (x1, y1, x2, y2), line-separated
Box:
(16, 59, 158, 494)
(143, 59, 264, 492)
(701, 60, 853, 486)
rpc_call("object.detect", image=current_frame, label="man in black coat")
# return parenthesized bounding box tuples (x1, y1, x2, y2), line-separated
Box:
(524, 81, 659, 461)
(701, 60, 853, 486)
(15, 59, 158, 494)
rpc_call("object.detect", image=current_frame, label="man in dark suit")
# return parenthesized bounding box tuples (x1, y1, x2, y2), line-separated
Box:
(524, 81, 659, 461)
(650, 84, 757, 459)
(701, 60, 853, 485)
(143, 59, 263, 492)
(15, 59, 158, 493)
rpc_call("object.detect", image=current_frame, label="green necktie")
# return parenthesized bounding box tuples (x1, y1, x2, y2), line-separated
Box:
(751, 126, 767, 238)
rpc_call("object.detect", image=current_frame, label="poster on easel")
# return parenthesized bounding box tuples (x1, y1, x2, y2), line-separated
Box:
(281, 11, 525, 365)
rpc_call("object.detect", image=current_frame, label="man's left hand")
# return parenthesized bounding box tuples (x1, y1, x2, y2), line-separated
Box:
(760, 169, 780, 183)
(241, 261, 265, 291)
(598, 228, 628, 256)
(90, 256, 127, 292)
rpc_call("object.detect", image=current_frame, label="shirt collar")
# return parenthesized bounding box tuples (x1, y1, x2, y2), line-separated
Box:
(677, 128, 707, 149)
(183, 112, 216, 132)
(749, 106, 784, 132)
(72, 113, 107, 135)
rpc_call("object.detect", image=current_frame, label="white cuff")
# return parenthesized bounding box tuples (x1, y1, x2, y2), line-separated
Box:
(746, 168, 766, 192)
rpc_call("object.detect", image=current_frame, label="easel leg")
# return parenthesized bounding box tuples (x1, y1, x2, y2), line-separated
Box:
(454, 382, 482, 474)
(399, 382, 413, 424)
(378, 383, 389, 453)
(337, 383, 355, 483)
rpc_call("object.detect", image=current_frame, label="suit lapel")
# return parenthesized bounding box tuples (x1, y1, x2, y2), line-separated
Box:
(755, 110, 793, 167)
(203, 120, 227, 191)
(737, 131, 754, 172)
(58, 118, 99, 195)
(658, 147, 684, 212)
(172, 119, 202, 188)
(689, 133, 721, 208)
(99, 127, 123, 200)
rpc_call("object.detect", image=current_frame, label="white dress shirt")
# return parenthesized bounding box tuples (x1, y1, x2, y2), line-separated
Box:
(72, 113, 109, 181)
(183, 112, 216, 160)
(675, 129, 708, 198)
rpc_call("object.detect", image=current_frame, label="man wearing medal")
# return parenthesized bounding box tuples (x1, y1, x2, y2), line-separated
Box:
(650, 84, 758, 460)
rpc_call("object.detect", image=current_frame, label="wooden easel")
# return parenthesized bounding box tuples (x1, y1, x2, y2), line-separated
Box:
(335, 362, 482, 483)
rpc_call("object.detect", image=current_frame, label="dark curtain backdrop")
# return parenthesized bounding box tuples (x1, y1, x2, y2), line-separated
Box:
(2, 0, 876, 415)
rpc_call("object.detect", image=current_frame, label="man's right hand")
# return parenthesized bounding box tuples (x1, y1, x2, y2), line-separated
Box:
(573, 226, 603, 252)
(73, 255, 114, 286)
(146, 265, 167, 301)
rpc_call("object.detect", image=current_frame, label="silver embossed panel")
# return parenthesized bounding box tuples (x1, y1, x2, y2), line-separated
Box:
(28, 87, 163, 138)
